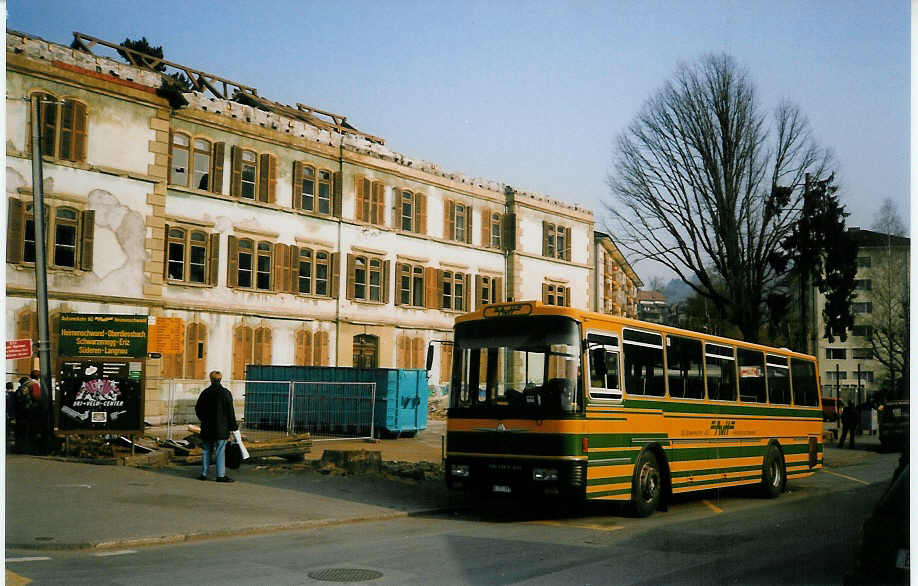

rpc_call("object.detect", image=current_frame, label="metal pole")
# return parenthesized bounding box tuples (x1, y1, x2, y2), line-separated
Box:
(30, 95, 54, 453)
(287, 380, 295, 437)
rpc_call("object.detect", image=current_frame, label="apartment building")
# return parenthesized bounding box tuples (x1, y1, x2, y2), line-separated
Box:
(814, 227, 909, 402)
(5, 31, 641, 422)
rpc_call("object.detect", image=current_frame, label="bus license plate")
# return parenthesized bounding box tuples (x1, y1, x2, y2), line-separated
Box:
(492, 485, 511, 494)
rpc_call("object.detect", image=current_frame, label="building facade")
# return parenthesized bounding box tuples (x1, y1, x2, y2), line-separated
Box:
(5, 31, 641, 422)
(814, 228, 910, 403)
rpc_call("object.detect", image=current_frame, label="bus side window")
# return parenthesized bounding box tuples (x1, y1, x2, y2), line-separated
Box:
(666, 336, 704, 400)
(705, 344, 737, 401)
(623, 329, 665, 397)
(588, 334, 621, 400)
(791, 358, 819, 406)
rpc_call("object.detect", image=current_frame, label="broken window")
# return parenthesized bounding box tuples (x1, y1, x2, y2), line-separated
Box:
(30, 91, 88, 162)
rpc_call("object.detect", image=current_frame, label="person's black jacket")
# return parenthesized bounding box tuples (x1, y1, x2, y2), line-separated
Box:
(195, 383, 238, 440)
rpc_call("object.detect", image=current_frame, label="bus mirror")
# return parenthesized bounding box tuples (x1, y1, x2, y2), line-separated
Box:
(426, 345, 434, 371)
(591, 347, 608, 377)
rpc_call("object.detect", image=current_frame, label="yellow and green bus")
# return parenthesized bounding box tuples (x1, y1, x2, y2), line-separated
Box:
(444, 300, 823, 516)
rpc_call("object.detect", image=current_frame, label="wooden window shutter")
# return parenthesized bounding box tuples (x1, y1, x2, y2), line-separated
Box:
(232, 325, 246, 380)
(331, 253, 340, 298)
(230, 146, 242, 197)
(445, 200, 455, 240)
(80, 209, 95, 271)
(190, 322, 208, 380)
(374, 182, 385, 226)
(254, 327, 272, 365)
(412, 337, 424, 369)
(465, 205, 473, 244)
(258, 153, 276, 203)
(494, 277, 503, 303)
(542, 283, 550, 304)
(211, 142, 225, 194)
(226, 235, 238, 288)
(162, 223, 171, 280)
(292, 162, 303, 210)
(273, 243, 289, 292)
(501, 213, 516, 251)
(439, 344, 452, 384)
(207, 233, 220, 286)
(463, 273, 471, 310)
(416, 193, 426, 234)
(315, 330, 329, 366)
(288, 245, 299, 293)
(346, 254, 356, 300)
(481, 209, 490, 247)
(566, 286, 572, 307)
(7, 198, 24, 263)
(15, 310, 36, 374)
(333, 172, 343, 217)
(72, 101, 88, 161)
(304, 330, 314, 366)
(425, 266, 439, 309)
(542, 221, 550, 256)
(355, 176, 366, 222)
(474, 275, 483, 310)
(397, 335, 406, 368)
(383, 260, 391, 304)
(182, 322, 196, 380)
(394, 262, 404, 306)
(58, 100, 75, 160)
(565, 227, 572, 261)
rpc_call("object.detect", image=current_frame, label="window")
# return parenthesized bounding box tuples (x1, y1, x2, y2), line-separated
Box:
(445, 200, 473, 243)
(737, 349, 766, 403)
(231, 146, 276, 203)
(256, 242, 272, 290)
(232, 324, 272, 380)
(397, 334, 426, 369)
(542, 283, 571, 307)
(705, 343, 737, 401)
(294, 329, 330, 366)
(192, 138, 212, 190)
(475, 275, 502, 309)
(542, 222, 571, 260)
(171, 133, 190, 186)
(441, 271, 469, 311)
(852, 302, 873, 314)
(291, 247, 332, 297)
(791, 358, 819, 406)
(171, 134, 223, 193)
(347, 254, 389, 303)
(825, 348, 847, 360)
(861, 371, 874, 383)
(623, 329, 665, 396)
(766, 354, 791, 405)
(854, 279, 872, 291)
(852, 325, 873, 338)
(665, 336, 704, 399)
(165, 322, 209, 380)
(6, 199, 94, 270)
(353, 334, 378, 368)
(856, 256, 872, 268)
(13, 310, 61, 375)
(164, 225, 219, 285)
(31, 92, 88, 162)
(398, 189, 427, 233)
(588, 333, 621, 400)
(825, 370, 847, 382)
(852, 348, 874, 360)
(227, 237, 289, 292)
(396, 263, 426, 307)
(481, 210, 502, 248)
(355, 176, 385, 225)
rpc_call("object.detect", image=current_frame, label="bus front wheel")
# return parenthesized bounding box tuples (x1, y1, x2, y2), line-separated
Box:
(631, 450, 662, 517)
(761, 444, 786, 498)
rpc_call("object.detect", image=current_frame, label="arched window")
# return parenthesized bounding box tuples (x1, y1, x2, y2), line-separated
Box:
(192, 138, 212, 190)
(170, 133, 190, 186)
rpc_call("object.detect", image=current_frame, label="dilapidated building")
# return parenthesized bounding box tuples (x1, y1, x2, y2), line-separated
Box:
(5, 30, 641, 422)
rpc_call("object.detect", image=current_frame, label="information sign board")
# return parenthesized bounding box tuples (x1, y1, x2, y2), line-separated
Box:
(59, 314, 148, 358)
(57, 359, 144, 434)
(147, 316, 184, 355)
(5, 338, 33, 360)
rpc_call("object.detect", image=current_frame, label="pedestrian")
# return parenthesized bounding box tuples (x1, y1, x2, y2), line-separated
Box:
(6, 381, 16, 449)
(14, 373, 42, 454)
(194, 370, 238, 482)
(838, 401, 858, 449)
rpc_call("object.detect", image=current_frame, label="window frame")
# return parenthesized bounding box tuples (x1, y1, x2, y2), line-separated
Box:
(8, 198, 94, 272)
(30, 91, 88, 163)
(397, 262, 426, 308)
(441, 270, 468, 312)
(622, 328, 666, 397)
(704, 342, 738, 402)
(664, 334, 705, 400)
(587, 331, 622, 402)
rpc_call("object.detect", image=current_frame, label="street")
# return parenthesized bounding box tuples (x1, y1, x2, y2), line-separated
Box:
(6, 447, 900, 585)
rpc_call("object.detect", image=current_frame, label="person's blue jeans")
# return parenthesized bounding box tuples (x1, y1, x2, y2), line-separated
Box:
(201, 439, 227, 478)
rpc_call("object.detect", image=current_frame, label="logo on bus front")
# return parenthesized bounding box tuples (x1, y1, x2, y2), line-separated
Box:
(710, 420, 736, 436)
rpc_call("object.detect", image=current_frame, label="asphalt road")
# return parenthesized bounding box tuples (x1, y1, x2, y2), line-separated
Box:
(7, 449, 901, 585)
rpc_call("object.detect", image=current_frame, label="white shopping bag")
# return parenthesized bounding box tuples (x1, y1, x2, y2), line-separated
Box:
(231, 430, 250, 460)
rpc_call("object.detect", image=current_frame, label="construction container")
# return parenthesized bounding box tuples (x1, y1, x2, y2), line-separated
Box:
(243, 365, 429, 437)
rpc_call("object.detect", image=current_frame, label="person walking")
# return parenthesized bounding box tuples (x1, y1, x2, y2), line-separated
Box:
(838, 401, 858, 449)
(194, 370, 238, 482)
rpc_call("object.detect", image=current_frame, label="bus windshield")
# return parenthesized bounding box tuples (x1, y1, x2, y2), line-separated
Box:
(451, 316, 583, 415)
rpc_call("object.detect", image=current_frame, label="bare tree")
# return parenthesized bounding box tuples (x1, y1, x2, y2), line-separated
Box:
(607, 54, 832, 342)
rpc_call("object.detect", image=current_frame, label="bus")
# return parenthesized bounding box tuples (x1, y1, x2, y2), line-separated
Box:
(443, 300, 823, 516)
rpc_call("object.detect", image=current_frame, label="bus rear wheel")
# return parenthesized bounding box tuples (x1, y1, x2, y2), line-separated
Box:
(761, 444, 786, 498)
(631, 450, 662, 517)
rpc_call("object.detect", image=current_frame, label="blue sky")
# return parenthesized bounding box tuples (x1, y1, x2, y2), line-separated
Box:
(6, 1, 909, 283)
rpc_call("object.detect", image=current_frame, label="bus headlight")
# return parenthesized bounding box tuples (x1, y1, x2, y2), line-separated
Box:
(450, 464, 470, 478)
(532, 468, 558, 482)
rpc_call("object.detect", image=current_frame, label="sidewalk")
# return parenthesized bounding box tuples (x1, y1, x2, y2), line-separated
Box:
(6, 420, 454, 551)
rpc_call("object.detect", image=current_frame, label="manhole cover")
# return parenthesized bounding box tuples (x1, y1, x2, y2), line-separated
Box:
(307, 568, 383, 582)
(34, 536, 55, 541)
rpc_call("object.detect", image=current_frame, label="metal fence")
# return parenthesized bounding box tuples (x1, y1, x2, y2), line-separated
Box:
(153, 378, 376, 442)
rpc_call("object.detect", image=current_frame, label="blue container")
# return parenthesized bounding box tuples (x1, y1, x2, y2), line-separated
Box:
(244, 365, 428, 437)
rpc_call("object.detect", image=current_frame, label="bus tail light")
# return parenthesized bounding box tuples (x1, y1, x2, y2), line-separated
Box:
(582, 437, 589, 453)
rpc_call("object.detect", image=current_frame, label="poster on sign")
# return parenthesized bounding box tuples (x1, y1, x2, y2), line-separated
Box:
(57, 359, 144, 434)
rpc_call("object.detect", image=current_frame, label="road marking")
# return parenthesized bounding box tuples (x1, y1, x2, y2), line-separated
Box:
(702, 499, 723, 513)
(6, 557, 52, 562)
(6, 569, 32, 585)
(822, 469, 870, 486)
(93, 550, 137, 557)
(531, 520, 625, 532)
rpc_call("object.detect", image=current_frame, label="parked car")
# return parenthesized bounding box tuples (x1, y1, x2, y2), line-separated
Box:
(822, 397, 841, 422)
(878, 400, 908, 451)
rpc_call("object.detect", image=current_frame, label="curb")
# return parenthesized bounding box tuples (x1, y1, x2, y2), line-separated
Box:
(6, 508, 451, 552)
